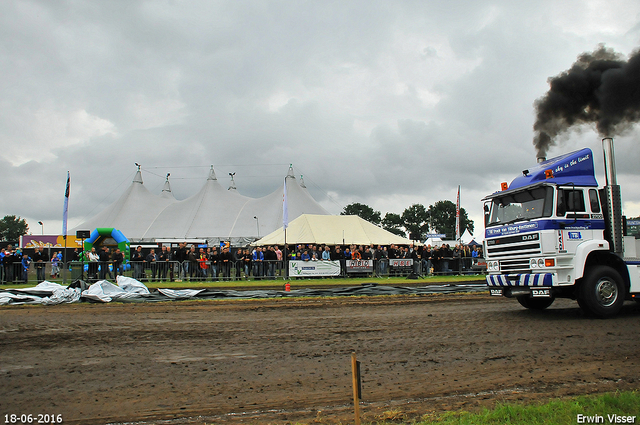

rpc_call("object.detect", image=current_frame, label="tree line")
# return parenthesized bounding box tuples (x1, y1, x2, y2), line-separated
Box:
(341, 201, 474, 240)
(0, 215, 29, 242)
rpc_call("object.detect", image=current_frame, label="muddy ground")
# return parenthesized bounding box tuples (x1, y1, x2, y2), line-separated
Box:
(1, 293, 639, 424)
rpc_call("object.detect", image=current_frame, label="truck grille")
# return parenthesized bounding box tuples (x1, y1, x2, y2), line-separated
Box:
(486, 232, 541, 273)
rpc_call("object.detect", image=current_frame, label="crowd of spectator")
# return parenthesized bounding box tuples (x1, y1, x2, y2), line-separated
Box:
(1, 242, 484, 284)
(126, 242, 484, 281)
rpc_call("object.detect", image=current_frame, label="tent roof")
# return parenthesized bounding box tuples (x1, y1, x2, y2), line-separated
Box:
(253, 214, 417, 246)
(143, 166, 253, 240)
(461, 229, 474, 245)
(70, 170, 177, 239)
(74, 165, 330, 244)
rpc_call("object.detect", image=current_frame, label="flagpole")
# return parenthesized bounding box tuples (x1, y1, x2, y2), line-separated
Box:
(456, 185, 461, 244)
(62, 171, 70, 283)
(283, 173, 289, 279)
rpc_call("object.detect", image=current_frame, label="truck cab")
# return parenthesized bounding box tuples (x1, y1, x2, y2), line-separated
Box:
(483, 142, 640, 317)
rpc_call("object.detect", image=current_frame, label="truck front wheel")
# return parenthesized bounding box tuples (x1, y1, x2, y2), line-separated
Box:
(577, 266, 625, 318)
(517, 295, 554, 310)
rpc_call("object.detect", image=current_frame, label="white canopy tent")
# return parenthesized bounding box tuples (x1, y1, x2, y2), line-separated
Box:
(253, 214, 418, 246)
(461, 229, 474, 245)
(71, 165, 329, 245)
(70, 170, 177, 239)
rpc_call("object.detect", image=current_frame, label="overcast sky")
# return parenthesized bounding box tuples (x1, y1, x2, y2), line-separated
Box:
(1, 0, 639, 239)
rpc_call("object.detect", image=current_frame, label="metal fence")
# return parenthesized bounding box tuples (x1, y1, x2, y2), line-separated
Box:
(0, 257, 487, 285)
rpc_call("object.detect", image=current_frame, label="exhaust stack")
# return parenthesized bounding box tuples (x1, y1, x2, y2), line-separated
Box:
(602, 137, 624, 256)
(536, 156, 546, 163)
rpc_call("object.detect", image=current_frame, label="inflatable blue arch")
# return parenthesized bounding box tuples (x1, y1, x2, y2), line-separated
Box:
(83, 228, 130, 262)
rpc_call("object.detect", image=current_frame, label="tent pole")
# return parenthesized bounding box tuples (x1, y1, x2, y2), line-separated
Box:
(284, 228, 288, 279)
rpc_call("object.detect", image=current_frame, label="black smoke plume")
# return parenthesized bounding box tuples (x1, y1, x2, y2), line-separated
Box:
(533, 45, 640, 158)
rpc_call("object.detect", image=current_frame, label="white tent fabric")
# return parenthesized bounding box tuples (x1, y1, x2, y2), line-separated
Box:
(0, 281, 81, 305)
(253, 214, 418, 246)
(424, 237, 442, 246)
(72, 166, 329, 245)
(70, 170, 177, 239)
(230, 170, 329, 241)
(142, 166, 253, 241)
(461, 229, 474, 245)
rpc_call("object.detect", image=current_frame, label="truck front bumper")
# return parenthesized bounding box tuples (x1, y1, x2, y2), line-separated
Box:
(486, 273, 555, 287)
(487, 273, 556, 298)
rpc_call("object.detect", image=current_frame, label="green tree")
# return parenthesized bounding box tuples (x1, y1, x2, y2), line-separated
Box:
(401, 204, 430, 239)
(427, 200, 474, 239)
(341, 202, 381, 225)
(381, 212, 405, 237)
(0, 215, 29, 242)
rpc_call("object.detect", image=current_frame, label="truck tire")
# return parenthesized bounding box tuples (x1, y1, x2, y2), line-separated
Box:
(517, 295, 555, 310)
(578, 266, 625, 318)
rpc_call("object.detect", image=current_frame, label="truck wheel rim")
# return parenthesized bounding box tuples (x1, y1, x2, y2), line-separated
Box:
(595, 278, 618, 307)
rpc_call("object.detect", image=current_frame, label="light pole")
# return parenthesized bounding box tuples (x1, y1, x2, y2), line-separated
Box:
(38, 221, 50, 257)
(254, 216, 260, 238)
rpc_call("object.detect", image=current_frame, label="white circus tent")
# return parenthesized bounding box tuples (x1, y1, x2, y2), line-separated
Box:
(71, 165, 329, 245)
(70, 169, 177, 240)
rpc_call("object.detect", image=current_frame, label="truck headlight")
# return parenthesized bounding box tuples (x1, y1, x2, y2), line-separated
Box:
(530, 258, 550, 268)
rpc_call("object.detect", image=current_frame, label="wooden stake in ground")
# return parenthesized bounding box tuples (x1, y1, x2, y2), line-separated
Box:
(351, 352, 361, 425)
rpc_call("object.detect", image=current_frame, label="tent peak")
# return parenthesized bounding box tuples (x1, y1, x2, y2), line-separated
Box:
(286, 164, 295, 179)
(208, 165, 217, 181)
(162, 173, 172, 193)
(228, 172, 237, 190)
(299, 174, 306, 188)
(133, 163, 143, 184)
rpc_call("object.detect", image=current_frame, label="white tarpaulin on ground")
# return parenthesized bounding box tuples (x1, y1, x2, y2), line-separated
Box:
(0, 278, 487, 305)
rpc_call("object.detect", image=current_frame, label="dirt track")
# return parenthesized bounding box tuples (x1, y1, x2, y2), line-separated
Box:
(1, 293, 639, 424)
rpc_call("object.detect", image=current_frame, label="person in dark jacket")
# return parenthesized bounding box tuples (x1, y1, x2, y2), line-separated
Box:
(219, 247, 232, 279)
(99, 246, 112, 280)
(146, 249, 158, 281)
(131, 246, 145, 280)
(158, 245, 170, 281)
(187, 245, 198, 281)
(4, 246, 16, 283)
(112, 249, 124, 278)
(33, 247, 48, 282)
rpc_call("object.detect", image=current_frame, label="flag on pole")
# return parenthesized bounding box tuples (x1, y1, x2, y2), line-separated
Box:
(62, 171, 70, 238)
(283, 176, 289, 229)
(455, 185, 460, 242)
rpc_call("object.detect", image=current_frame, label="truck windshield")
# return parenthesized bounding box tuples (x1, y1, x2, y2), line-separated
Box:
(487, 186, 554, 227)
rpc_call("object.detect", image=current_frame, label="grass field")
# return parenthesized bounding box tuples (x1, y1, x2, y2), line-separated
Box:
(1, 274, 486, 289)
(380, 391, 640, 425)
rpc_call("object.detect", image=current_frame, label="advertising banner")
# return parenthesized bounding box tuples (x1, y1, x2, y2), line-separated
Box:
(20, 235, 84, 249)
(289, 260, 341, 277)
(346, 259, 373, 273)
(389, 258, 413, 269)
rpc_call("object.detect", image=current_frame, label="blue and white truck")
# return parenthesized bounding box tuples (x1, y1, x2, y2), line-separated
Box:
(483, 138, 640, 317)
